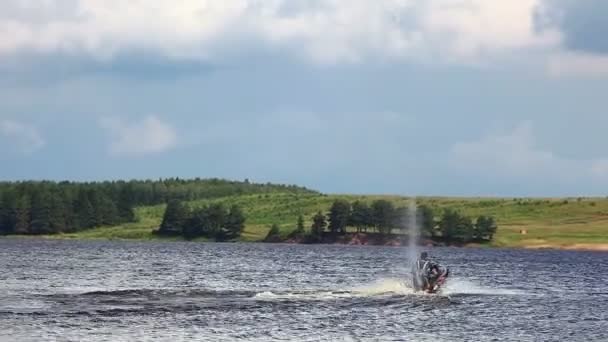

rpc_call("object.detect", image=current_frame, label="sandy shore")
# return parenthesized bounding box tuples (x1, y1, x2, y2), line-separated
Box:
(522, 243, 608, 252)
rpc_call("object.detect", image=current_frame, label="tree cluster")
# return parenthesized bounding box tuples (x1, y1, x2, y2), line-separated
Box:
(0, 178, 309, 235)
(311, 199, 498, 243)
(0, 181, 135, 235)
(157, 200, 246, 241)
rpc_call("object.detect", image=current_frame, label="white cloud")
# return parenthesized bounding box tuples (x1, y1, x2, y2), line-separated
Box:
(0, 119, 45, 154)
(0, 0, 559, 65)
(99, 115, 178, 157)
(547, 52, 608, 78)
(420, 0, 559, 59)
(449, 122, 608, 185)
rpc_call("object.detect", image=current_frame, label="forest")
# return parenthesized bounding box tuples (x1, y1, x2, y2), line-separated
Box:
(0, 178, 313, 235)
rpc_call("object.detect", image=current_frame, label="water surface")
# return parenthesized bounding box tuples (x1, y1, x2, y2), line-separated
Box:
(0, 239, 606, 341)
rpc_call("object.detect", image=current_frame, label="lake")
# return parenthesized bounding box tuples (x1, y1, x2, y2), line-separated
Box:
(0, 239, 606, 341)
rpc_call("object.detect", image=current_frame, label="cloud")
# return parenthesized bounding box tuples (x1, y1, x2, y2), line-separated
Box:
(449, 122, 608, 186)
(0, 0, 558, 65)
(539, 0, 608, 54)
(0, 119, 45, 154)
(534, 0, 608, 77)
(547, 52, 608, 77)
(99, 115, 178, 157)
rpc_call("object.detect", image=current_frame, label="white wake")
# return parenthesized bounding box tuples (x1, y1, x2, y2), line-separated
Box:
(441, 278, 529, 296)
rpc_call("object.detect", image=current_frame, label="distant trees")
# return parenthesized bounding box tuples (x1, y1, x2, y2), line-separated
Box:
(0, 178, 311, 236)
(474, 215, 497, 241)
(296, 215, 305, 234)
(350, 201, 373, 233)
(287, 215, 306, 240)
(437, 211, 497, 243)
(159, 199, 189, 236)
(223, 205, 246, 240)
(310, 211, 327, 242)
(371, 200, 395, 235)
(305, 199, 498, 244)
(0, 183, 129, 235)
(328, 200, 351, 234)
(418, 205, 435, 237)
(264, 223, 282, 242)
(157, 201, 246, 241)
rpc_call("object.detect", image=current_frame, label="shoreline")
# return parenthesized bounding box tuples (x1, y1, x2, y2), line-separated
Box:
(2, 234, 608, 252)
(519, 243, 608, 252)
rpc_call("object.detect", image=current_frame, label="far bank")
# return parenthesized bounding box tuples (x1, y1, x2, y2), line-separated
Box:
(5, 231, 608, 252)
(3, 182, 608, 252)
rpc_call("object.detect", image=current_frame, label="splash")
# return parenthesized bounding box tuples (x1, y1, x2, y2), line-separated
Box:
(253, 278, 531, 302)
(407, 197, 420, 265)
(351, 278, 415, 296)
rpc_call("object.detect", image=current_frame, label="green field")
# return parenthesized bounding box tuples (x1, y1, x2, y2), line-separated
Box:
(47, 193, 608, 250)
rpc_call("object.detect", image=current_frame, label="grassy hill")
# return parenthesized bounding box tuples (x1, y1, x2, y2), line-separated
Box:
(54, 193, 608, 250)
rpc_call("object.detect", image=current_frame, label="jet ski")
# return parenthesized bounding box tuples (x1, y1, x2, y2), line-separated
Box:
(413, 266, 449, 294)
(411, 254, 450, 294)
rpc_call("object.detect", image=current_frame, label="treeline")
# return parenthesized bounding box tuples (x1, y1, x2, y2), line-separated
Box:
(0, 178, 313, 235)
(0, 181, 136, 235)
(156, 200, 245, 241)
(305, 199, 497, 243)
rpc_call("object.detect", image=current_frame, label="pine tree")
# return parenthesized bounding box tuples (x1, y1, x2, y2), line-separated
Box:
(295, 215, 305, 234)
(438, 210, 475, 243)
(350, 201, 372, 233)
(418, 205, 435, 237)
(371, 200, 395, 235)
(61, 193, 77, 232)
(117, 186, 136, 223)
(206, 203, 227, 239)
(264, 223, 281, 242)
(184, 207, 207, 239)
(87, 189, 104, 227)
(13, 195, 31, 234)
(222, 204, 246, 241)
(30, 191, 52, 234)
(98, 195, 120, 226)
(0, 193, 10, 234)
(454, 216, 474, 243)
(48, 192, 68, 233)
(475, 216, 497, 241)
(328, 199, 351, 234)
(438, 209, 459, 241)
(310, 211, 327, 241)
(75, 190, 96, 229)
(159, 199, 189, 235)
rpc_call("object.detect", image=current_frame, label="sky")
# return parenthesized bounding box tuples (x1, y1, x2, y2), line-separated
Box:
(0, 0, 607, 197)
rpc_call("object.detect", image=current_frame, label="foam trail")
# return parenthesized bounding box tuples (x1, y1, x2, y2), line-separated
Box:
(442, 279, 529, 296)
(253, 279, 417, 301)
(351, 278, 415, 296)
(254, 291, 355, 300)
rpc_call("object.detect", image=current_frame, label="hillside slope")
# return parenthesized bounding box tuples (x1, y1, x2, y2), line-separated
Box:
(55, 193, 608, 250)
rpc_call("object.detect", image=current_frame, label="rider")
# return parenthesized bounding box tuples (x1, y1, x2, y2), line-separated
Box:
(413, 252, 441, 289)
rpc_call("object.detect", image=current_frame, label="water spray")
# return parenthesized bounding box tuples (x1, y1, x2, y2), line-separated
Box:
(407, 197, 420, 265)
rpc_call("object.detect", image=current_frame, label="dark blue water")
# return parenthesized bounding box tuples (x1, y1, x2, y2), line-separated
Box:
(0, 239, 607, 341)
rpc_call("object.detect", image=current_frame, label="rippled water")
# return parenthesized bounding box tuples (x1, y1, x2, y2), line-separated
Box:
(1, 239, 607, 341)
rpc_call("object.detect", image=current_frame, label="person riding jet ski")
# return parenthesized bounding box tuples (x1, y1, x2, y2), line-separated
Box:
(412, 252, 448, 293)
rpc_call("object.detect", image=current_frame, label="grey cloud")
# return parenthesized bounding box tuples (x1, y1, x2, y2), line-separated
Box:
(0, 52, 219, 85)
(540, 0, 608, 54)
